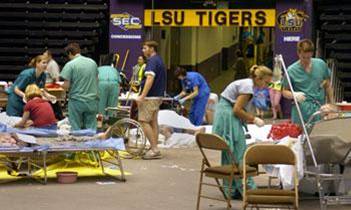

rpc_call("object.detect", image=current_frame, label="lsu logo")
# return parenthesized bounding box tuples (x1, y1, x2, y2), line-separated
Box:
(111, 13, 142, 31)
(277, 9, 309, 32)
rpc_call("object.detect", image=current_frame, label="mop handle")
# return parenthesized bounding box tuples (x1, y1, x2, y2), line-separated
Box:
(278, 54, 318, 167)
(134, 97, 174, 101)
(120, 96, 175, 101)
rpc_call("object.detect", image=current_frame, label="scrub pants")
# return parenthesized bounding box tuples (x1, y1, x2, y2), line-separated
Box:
(68, 99, 98, 131)
(212, 98, 256, 197)
(189, 93, 209, 126)
(98, 81, 119, 116)
(6, 94, 24, 117)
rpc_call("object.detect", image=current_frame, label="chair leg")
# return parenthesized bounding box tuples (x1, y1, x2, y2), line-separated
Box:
(214, 178, 229, 200)
(196, 171, 204, 210)
(226, 177, 233, 209)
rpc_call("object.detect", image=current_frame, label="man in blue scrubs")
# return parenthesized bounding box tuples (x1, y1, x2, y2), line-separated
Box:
(174, 67, 210, 126)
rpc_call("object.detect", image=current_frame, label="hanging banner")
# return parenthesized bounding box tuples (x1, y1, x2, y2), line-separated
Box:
(144, 9, 276, 27)
(274, 0, 313, 119)
(109, 0, 144, 76)
(277, 8, 309, 32)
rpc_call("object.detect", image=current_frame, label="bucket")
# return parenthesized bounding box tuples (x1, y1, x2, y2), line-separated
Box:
(56, 171, 78, 184)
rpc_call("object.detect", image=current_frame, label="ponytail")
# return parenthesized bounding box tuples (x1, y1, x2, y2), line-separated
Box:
(249, 65, 273, 79)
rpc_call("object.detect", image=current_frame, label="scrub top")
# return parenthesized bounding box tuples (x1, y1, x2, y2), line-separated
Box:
(283, 58, 330, 104)
(6, 68, 46, 116)
(98, 65, 120, 82)
(60, 55, 98, 102)
(181, 72, 210, 99)
(283, 58, 330, 123)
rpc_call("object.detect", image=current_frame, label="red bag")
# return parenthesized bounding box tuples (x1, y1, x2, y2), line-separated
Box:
(267, 121, 302, 141)
(45, 83, 61, 89)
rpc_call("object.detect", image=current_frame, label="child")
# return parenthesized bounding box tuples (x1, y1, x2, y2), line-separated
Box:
(252, 87, 270, 118)
(15, 84, 57, 129)
(269, 56, 283, 119)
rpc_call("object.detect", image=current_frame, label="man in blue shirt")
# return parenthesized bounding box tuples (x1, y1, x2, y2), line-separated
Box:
(136, 40, 166, 160)
(174, 67, 210, 126)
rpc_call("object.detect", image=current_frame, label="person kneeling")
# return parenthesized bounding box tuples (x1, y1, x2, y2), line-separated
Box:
(15, 84, 57, 129)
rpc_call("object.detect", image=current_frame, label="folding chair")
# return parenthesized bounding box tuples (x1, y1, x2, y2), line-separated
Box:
(195, 133, 258, 210)
(243, 144, 298, 209)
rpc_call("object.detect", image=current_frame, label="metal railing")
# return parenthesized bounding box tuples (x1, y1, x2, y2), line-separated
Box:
(327, 59, 344, 103)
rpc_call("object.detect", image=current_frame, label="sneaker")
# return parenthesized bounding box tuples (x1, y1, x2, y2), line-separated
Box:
(142, 150, 162, 160)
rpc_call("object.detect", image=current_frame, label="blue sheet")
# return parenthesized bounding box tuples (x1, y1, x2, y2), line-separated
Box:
(83, 138, 125, 150)
(0, 123, 97, 137)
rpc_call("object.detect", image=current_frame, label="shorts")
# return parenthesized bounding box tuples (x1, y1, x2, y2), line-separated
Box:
(206, 103, 216, 112)
(138, 99, 162, 122)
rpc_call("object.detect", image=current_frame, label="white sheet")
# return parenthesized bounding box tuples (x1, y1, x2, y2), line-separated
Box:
(0, 112, 21, 127)
(156, 111, 304, 188)
(246, 124, 304, 189)
(158, 110, 198, 130)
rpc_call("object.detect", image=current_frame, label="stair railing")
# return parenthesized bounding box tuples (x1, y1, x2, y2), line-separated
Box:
(327, 58, 344, 103)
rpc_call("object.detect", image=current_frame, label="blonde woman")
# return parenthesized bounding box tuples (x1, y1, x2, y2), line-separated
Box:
(15, 84, 57, 129)
(212, 65, 273, 199)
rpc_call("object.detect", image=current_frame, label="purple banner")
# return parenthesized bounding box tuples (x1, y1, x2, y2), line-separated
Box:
(275, 0, 312, 65)
(109, 0, 144, 77)
(275, 0, 313, 118)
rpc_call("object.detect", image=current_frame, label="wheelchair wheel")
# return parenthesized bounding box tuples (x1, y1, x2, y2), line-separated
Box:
(109, 118, 146, 157)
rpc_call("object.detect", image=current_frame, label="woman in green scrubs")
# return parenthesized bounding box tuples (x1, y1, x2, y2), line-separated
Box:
(6, 55, 48, 116)
(213, 65, 272, 199)
(98, 54, 120, 116)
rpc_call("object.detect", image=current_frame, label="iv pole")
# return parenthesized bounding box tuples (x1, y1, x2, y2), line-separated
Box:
(277, 54, 318, 167)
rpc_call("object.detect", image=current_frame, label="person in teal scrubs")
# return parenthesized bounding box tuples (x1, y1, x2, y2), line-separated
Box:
(60, 43, 99, 131)
(6, 55, 50, 116)
(282, 39, 334, 124)
(213, 65, 272, 199)
(98, 54, 120, 116)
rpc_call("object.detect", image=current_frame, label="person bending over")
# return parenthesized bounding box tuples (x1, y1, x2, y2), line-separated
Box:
(212, 65, 272, 199)
(174, 67, 210, 126)
(15, 84, 57, 129)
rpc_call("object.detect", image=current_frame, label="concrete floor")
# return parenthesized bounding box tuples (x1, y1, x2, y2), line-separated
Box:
(0, 148, 350, 210)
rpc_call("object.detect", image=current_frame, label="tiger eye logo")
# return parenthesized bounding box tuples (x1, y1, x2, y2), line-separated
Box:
(277, 9, 309, 32)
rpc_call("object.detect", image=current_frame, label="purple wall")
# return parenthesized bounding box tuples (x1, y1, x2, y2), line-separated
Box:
(275, 0, 313, 118)
(109, 0, 144, 77)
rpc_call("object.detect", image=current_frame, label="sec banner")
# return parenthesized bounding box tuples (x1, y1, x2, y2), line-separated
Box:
(144, 9, 276, 27)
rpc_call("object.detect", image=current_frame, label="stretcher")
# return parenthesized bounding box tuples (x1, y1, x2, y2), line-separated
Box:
(303, 110, 351, 210)
(278, 54, 351, 209)
(0, 131, 126, 184)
